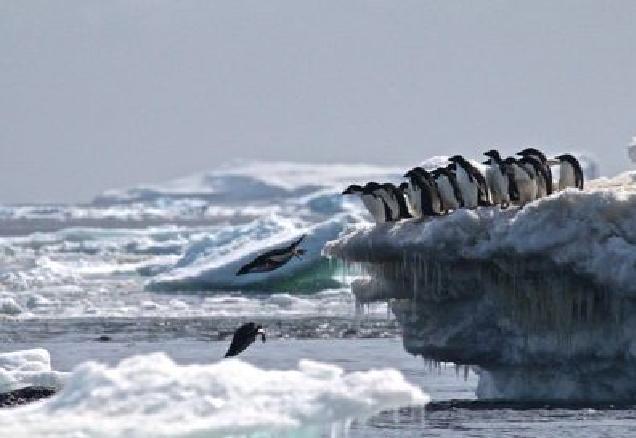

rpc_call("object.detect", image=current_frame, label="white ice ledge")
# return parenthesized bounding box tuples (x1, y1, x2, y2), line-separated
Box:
(325, 171, 636, 295)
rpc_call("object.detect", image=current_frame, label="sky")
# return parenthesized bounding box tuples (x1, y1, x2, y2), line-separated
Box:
(1, 0, 635, 203)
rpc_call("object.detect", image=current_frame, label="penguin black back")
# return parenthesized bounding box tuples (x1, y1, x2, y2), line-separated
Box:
(224, 322, 266, 357)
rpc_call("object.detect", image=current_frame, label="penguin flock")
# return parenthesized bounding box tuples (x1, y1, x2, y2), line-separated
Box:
(343, 148, 584, 223)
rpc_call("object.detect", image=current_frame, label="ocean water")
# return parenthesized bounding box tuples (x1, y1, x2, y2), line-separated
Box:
(1, 161, 635, 437)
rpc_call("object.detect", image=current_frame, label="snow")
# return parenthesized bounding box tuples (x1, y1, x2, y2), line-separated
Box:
(0, 353, 428, 437)
(0, 349, 67, 393)
(325, 171, 636, 295)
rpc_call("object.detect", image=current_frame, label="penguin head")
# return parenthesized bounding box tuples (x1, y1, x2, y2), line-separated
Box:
(447, 163, 457, 171)
(484, 149, 501, 161)
(449, 155, 465, 163)
(398, 182, 409, 193)
(342, 184, 363, 195)
(364, 182, 382, 192)
(518, 148, 547, 162)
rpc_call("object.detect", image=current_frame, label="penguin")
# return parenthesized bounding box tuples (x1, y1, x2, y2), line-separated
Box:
(553, 154, 584, 190)
(385, 183, 413, 220)
(342, 184, 385, 223)
(430, 167, 462, 212)
(503, 157, 535, 206)
(366, 182, 395, 222)
(447, 155, 481, 208)
(236, 235, 306, 276)
(518, 155, 549, 199)
(224, 322, 266, 357)
(482, 149, 510, 208)
(517, 148, 553, 195)
(403, 167, 443, 217)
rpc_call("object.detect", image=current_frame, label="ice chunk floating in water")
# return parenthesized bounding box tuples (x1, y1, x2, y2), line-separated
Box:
(0, 353, 428, 437)
(0, 349, 67, 393)
(325, 171, 636, 401)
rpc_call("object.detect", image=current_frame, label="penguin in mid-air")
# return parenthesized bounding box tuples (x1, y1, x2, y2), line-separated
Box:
(430, 167, 463, 212)
(517, 148, 553, 195)
(403, 167, 443, 217)
(224, 322, 266, 357)
(342, 184, 385, 223)
(236, 235, 306, 276)
(503, 157, 536, 206)
(553, 154, 584, 190)
(482, 149, 510, 208)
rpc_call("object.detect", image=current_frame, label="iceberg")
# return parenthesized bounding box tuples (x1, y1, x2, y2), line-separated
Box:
(0, 352, 428, 437)
(325, 171, 636, 401)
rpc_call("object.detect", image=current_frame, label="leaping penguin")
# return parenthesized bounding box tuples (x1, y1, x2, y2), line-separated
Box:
(236, 235, 306, 276)
(553, 154, 584, 190)
(482, 149, 510, 208)
(224, 322, 266, 357)
(517, 148, 553, 195)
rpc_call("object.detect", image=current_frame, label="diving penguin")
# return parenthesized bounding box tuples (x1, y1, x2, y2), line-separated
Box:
(236, 235, 306, 276)
(224, 322, 266, 357)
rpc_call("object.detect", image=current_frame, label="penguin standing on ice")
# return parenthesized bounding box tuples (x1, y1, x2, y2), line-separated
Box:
(518, 155, 549, 199)
(448, 155, 485, 208)
(403, 167, 443, 217)
(224, 322, 266, 357)
(482, 149, 510, 208)
(431, 167, 463, 213)
(503, 157, 535, 206)
(517, 148, 553, 195)
(342, 184, 383, 223)
(385, 183, 412, 220)
(553, 154, 584, 190)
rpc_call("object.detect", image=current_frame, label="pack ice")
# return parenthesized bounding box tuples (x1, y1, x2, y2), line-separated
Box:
(0, 352, 428, 437)
(325, 171, 636, 401)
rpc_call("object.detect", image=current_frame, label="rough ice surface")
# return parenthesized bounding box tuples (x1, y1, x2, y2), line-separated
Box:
(0, 352, 428, 437)
(0, 349, 67, 393)
(325, 171, 636, 401)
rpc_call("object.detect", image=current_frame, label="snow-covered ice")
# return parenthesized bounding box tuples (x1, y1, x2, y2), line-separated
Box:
(0, 349, 67, 393)
(0, 352, 428, 437)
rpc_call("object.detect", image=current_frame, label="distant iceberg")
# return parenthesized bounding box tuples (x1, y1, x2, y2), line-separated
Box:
(325, 171, 636, 401)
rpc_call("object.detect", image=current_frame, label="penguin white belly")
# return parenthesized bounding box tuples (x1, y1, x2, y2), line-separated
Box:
(559, 162, 576, 190)
(536, 174, 547, 198)
(513, 167, 535, 205)
(455, 167, 478, 208)
(435, 175, 459, 210)
(406, 183, 422, 217)
(520, 164, 539, 201)
(361, 194, 383, 223)
(485, 165, 508, 205)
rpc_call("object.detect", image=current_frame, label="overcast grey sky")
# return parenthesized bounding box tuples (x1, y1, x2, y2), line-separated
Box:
(1, 0, 635, 203)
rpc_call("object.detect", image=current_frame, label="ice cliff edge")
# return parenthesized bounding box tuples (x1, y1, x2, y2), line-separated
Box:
(324, 171, 636, 401)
